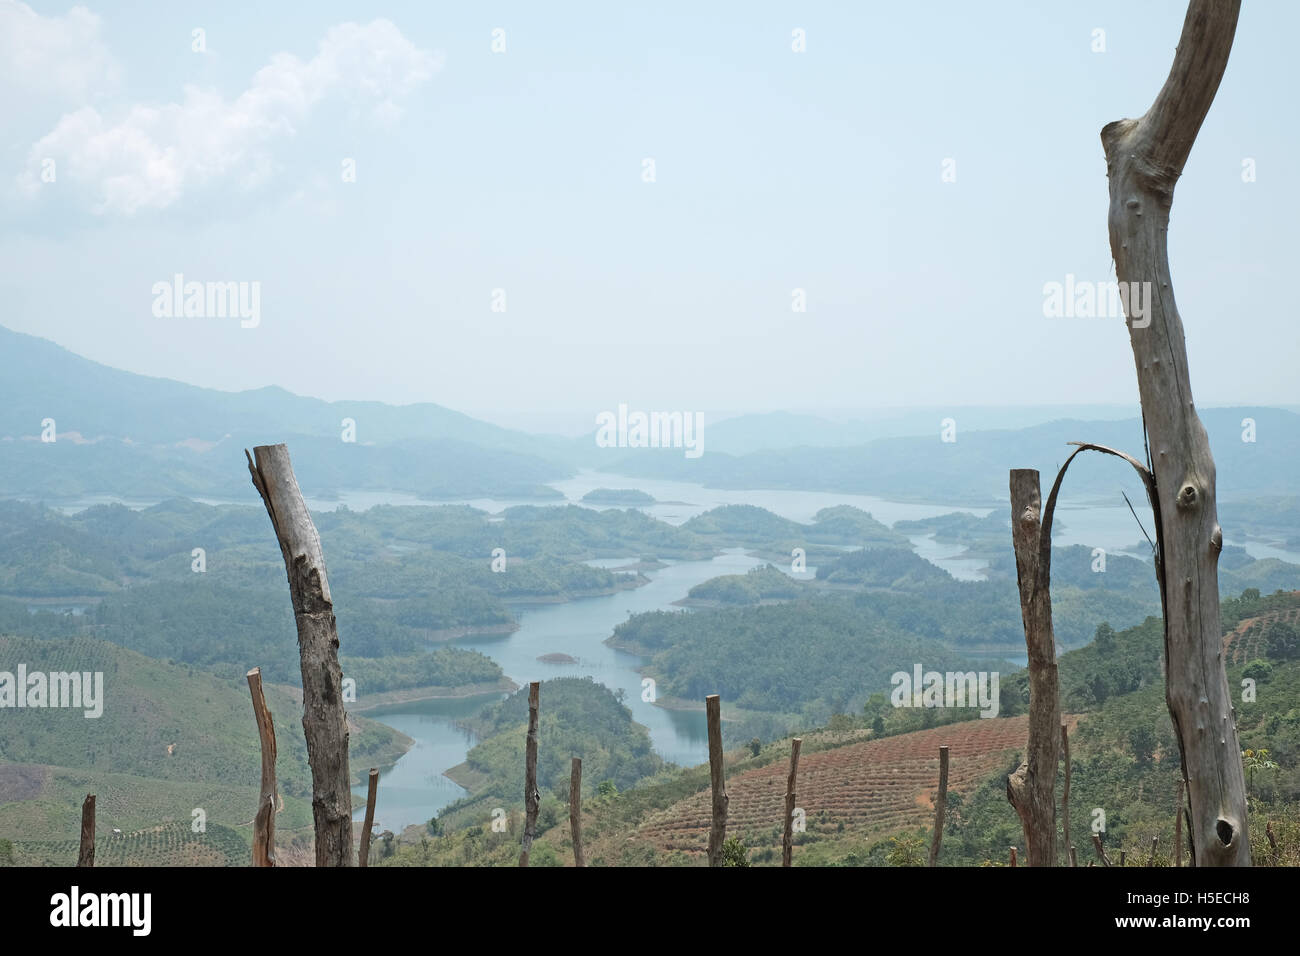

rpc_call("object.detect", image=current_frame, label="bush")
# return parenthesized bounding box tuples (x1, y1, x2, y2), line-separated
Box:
(721, 836, 750, 867)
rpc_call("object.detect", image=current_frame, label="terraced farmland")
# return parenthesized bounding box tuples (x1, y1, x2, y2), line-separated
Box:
(12, 821, 250, 867)
(629, 715, 1081, 857)
(1223, 605, 1300, 664)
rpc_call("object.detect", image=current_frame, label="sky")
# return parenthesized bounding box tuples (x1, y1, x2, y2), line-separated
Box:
(1, 0, 1294, 435)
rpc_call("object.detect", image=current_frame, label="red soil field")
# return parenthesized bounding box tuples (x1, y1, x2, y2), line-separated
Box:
(631, 714, 1081, 856)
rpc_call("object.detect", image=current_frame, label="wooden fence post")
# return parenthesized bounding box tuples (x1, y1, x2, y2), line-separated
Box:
(928, 745, 949, 867)
(358, 768, 379, 867)
(570, 757, 585, 868)
(519, 681, 541, 867)
(783, 737, 802, 867)
(1006, 470, 1062, 867)
(1091, 833, 1112, 867)
(1174, 777, 1185, 868)
(706, 694, 728, 867)
(78, 794, 95, 867)
(246, 666, 278, 867)
(247, 444, 353, 866)
(1061, 724, 1071, 866)
(1009, 846, 1017, 867)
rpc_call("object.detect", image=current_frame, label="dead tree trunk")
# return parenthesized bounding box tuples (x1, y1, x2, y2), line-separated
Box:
(518, 681, 541, 867)
(706, 694, 728, 867)
(570, 756, 585, 867)
(247, 444, 353, 866)
(1101, 0, 1248, 866)
(77, 794, 95, 867)
(782, 737, 802, 868)
(1005, 470, 1061, 866)
(358, 768, 379, 867)
(246, 666, 278, 867)
(928, 745, 949, 867)
(1061, 724, 1072, 866)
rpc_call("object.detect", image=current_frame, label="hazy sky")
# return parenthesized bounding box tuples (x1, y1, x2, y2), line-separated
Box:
(1, 1, 1294, 434)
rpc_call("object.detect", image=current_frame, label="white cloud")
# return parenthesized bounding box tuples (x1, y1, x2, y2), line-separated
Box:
(0, 1, 119, 102)
(18, 19, 439, 215)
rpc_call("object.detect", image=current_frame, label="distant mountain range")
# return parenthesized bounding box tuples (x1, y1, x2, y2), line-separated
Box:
(593, 406, 1300, 505)
(0, 324, 573, 500)
(2, 323, 1295, 507)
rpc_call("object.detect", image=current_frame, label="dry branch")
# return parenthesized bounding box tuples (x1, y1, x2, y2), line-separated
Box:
(246, 666, 278, 867)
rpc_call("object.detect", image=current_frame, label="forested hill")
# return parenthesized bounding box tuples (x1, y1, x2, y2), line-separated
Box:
(0, 324, 572, 500)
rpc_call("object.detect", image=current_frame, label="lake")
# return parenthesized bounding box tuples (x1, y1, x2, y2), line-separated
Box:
(350, 547, 765, 833)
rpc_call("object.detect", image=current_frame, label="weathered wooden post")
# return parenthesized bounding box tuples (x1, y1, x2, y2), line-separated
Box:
(1009, 846, 1018, 867)
(1173, 777, 1185, 868)
(246, 666, 278, 867)
(358, 768, 379, 867)
(247, 444, 353, 866)
(570, 756, 585, 868)
(1060, 723, 1072, 866)
(706, 694, 728, 867)
(782, 737, 802, 867)
(77, 794, 95, 867)
(928, 745, 949, 867)
(1092, 833, 1112, 867)
(1006, 469, 1062, 867)
(519, 681, 541, 867)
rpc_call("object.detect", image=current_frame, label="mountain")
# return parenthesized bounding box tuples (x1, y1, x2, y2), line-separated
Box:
(692, 406, 1142, 456)
(593, 407, 1300, 505)
(0, 325, 576, 500)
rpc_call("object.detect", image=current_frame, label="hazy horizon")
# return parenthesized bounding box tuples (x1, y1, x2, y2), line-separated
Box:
(3, 0, 1296, 425)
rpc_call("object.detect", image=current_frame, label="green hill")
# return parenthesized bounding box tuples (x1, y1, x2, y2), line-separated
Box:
(0, 634, 411, 860)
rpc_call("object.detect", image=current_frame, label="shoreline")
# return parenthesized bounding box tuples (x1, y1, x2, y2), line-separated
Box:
(349, 678, 517, 714)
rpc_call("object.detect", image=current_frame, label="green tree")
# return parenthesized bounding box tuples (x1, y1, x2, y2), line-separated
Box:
(886, 834, 925, 867)
(1128, 725, 1157, 765)
(1264, 621, 1299, 661)
(721, 836, 750, 867)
